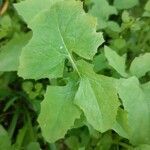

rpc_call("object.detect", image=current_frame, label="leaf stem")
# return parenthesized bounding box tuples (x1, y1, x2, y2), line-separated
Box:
(68, 55, 81, 78)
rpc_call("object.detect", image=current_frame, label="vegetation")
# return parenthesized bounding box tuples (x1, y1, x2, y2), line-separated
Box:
(0, 0, 150, 149)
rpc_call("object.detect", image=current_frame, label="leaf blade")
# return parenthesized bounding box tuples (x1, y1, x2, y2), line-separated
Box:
(18, 1, 103, 79)
(38, 83, 81, 142)
(75, 60, 120, 132)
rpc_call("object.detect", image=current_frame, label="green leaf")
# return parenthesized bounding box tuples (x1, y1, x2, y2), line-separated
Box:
(38, 82, 81, 143)
(145, 0, 150, 12)
(114, 0, 139, 9)
(143, 11, 150, 17)
(0, 125, 12, 150)
(134, 144, 150, 150)
(14, 0, 62, 24)
(116, 77, 150, 145)
(18, 1, 103, 79)
(89, 0, 117, 29)
(0, 15, 12, 40)
(96, 133, 112, 150)
(74, 60, 120, 132)
(26, 142, 40, 150)
(93, 53, 108, 72)
(107, 21, 121, 33)
(142, 81, 150, 100)
(0, 33, 31, 71)
(113, 108, 130, 139)
(0, 0, 2, 6)
(13, 125, 27, 149)
(104, 46, 128, 77)
(65, 136, 79, 150)
(130, 53, 150, 78)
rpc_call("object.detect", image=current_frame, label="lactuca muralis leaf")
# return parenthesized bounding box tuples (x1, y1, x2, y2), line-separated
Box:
(74, 60, 120, 132)
(14, 0, 62, 24)
(89, 0, 117, 29)
(18, 1, 103, 79)
(0, 33, 31, 71)
(38, 83, 81, 143)
(116, 77, 150, 145)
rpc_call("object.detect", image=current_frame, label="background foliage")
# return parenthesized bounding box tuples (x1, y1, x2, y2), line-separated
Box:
(0, 0, 150, 149)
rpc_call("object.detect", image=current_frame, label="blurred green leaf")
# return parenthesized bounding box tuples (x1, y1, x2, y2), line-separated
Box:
(0, 125, 12, 150)
(114, 0, 139, 9)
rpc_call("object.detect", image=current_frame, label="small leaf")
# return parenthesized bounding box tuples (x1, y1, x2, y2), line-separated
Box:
(89, 0, 117, 29)
(107, 21, 121, 32)
(75, 60, 120, 132)
(104, 46, 128, 77)
(130, 53, 150, 78)
(114, 0, 139, 9)
(38, 82, 81, 142)
(18, 1, 103, 79)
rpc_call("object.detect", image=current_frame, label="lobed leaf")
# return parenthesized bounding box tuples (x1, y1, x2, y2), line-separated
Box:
(18, 1, 103, 79)
(75, 60, 120, 132)
(38, 83, 81, 142)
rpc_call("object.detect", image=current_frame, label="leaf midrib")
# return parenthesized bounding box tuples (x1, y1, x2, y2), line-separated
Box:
(54, 8, 81, 77)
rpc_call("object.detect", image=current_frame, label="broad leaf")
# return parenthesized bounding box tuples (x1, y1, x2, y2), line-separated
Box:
(116, 77, 150, 145)
(18, 1, 103, 79)
(0, 33, 31, 71)
(38, 83, 81, 142)
(14, 0, 62, 24)
(130, 53, 150, 78)
(75, 60, 120, 132)
(114, 0, 139, 9)
(104, 46, 128, 77)
(89, 0, 117, 29)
